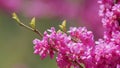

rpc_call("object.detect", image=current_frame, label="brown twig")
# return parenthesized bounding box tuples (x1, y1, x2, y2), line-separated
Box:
(18, 21, 43, 38)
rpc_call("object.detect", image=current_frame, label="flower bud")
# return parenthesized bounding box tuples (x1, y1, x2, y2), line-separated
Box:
(12, 12, 21, 23)
(59, 20, 66, 32)
(30, 17, 36, 29)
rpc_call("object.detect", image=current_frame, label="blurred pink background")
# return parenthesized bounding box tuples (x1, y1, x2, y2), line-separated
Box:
(0, 0, 103, 39)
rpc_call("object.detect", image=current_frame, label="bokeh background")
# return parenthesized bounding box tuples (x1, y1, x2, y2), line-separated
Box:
(0, 0, 103, 68)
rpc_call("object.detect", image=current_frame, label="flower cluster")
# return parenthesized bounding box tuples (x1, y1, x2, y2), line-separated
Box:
(33, 0, 120, 68)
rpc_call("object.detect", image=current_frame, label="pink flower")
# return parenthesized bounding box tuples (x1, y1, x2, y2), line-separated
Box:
(32, 0, 120, 68)
(94, 39, 120, 68)
(68, 27, 95, 46)
(56, 54, 72, 68)
(33, 27, 96, 68)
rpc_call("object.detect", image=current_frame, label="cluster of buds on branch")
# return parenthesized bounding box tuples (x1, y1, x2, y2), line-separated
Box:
(12, 0, 120, 68)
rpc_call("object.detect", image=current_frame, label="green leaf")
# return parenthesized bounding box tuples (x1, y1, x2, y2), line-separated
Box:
(12, 12, 21, 23)
(30, 17, 36, 29)
(61, 20, 66, 27)
(59, 20, 66, 32)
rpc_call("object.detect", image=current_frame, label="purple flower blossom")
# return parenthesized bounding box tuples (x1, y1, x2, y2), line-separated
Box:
(94, 39, 120, 68)
(33, 27, 95, 68)
(68, 27, 95, 46)
(33, 0, 120, 68)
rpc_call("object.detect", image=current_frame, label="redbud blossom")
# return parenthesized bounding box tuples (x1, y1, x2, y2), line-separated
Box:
(33, 0, 120, 68)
